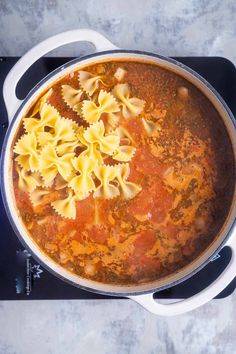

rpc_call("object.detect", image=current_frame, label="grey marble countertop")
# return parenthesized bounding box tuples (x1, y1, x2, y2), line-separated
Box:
(0, 1, 236, 353)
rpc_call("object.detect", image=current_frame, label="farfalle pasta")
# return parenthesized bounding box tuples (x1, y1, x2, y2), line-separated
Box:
(116, 126, 134, 145)
(23, 103, 59, 133)
(69, 155, 97, 199)
(56, 140, 80, 156)
(77, 127, 104, 164)
(14, 68, 145, 222)
(93, 162, 141, 199)
(13, 101, 140, 220)
(105, 112, 120, 131)
(11, 59, 231, 288)
(29, 189, 50, 207)
(83, 121, 119, 155)
(54, 174, 68, 190)
(51, 190, 77, 219)
(39, 144, 75, 184)
(94, 165, 120, 199)
(79, 71, 106, 96)
(14, 132, 40, 172)
(115, 163, 141, 199)
(113, 145, 136, 162)
(82, 90, 119, 124)
(30, 88, 53, 117)
(16, 166, 41, 192)
(113, 83, 145, 119)
(37, 117, 76, 147)
(141, 118, 157, 136)
(61, 85, 83, 112)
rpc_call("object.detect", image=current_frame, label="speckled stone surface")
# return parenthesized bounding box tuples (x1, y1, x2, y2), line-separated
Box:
(0, 1, 236, 353)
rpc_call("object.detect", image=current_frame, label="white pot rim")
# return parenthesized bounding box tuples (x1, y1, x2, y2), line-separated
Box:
(1, 49, 236, 297)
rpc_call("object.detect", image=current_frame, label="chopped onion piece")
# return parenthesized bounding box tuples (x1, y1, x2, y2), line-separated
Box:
(114, 67, 127, 81)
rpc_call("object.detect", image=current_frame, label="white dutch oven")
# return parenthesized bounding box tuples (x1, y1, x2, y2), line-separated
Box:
(1, 29, 236, 316)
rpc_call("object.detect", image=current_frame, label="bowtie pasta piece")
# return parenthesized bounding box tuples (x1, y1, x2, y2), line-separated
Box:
(115, 163, 141, 199)
(23, 103, 60, 133)
(30, 89, 53, 117)
(142, 118, 158, 136)
(37, 117, 77, 147)
(77, 127, 104, 164)
(79, 71, 107, 96)
(39, 144, 75, 184)
(116, 126, 135, 145)
(29, 189, 50, 207)
(54, 174, 68, 190)
(113, 145, 136, 162)
(51, 190, 77, 219)
(94, 165, 120, 199)
(14, 132, 40, 172)
(68, 155, 97, 199)
(104, 112, 121, 132)
(61, 85, 84, 112)
(113, 84, 145, 119)
(82, 90, 120, 124)
(56, 140, 80, 156)
(83, 121, 120, 156)
(16, 165, 41, 192)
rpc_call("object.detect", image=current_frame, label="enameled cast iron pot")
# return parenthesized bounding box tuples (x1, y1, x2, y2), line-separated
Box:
(1, 29, 236, 316)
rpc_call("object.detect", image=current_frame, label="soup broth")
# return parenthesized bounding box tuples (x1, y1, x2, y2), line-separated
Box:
(12, 60, 235, 285)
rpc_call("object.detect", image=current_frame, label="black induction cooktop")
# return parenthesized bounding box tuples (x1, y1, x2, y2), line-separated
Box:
(0, 56, 236, 300)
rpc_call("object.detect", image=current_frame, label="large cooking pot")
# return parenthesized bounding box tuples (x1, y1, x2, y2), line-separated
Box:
(1, 29, 236, 316)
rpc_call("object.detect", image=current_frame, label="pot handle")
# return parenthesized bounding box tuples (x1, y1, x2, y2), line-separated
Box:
(129, 235, 236, 316)
(3, 29, 118, 121)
